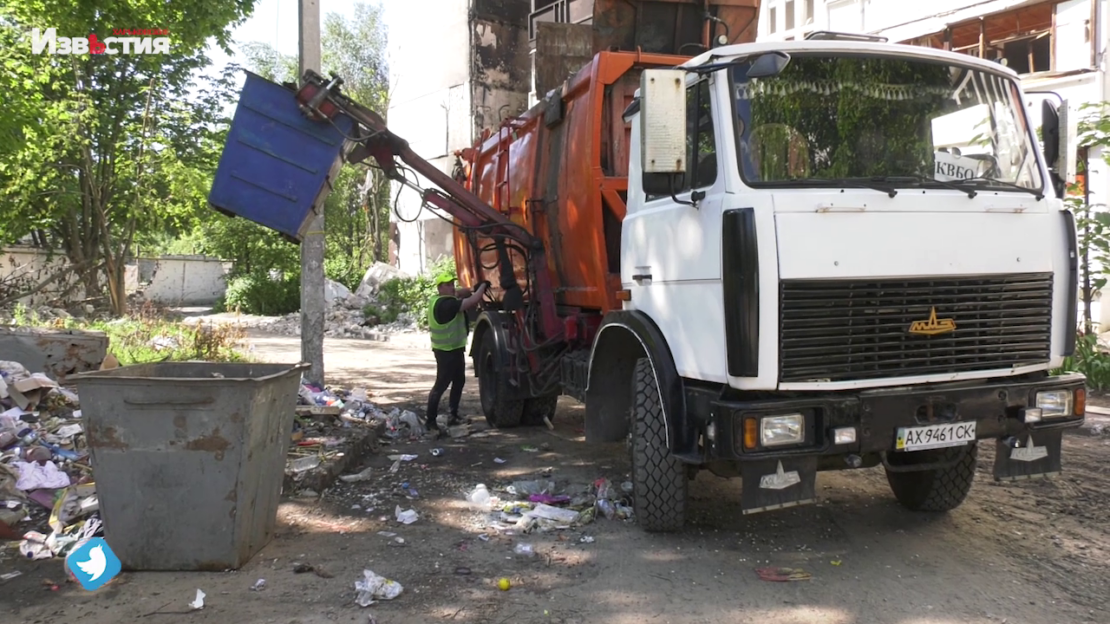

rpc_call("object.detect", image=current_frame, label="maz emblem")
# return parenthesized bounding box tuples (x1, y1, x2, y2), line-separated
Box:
(908, 307, 957, 336)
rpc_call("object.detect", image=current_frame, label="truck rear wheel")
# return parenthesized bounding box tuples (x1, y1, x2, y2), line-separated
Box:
(476, 330, 523, 428)
(885, 442, 978, 512)
(630, 357, 688, 532)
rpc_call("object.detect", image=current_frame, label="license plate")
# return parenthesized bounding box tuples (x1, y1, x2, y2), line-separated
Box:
(895, 421, 976, 452)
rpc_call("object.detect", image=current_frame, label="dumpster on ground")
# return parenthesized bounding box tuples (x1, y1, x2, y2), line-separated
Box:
(73, 361, 307, 571)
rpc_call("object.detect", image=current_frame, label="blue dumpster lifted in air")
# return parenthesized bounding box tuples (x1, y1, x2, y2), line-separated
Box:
(207, 71, 356, 243)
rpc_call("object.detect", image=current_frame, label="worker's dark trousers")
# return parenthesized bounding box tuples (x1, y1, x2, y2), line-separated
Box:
(426, 348, 465, 429)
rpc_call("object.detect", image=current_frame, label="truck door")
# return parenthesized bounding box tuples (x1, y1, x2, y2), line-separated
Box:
(624, 75, 728, 382)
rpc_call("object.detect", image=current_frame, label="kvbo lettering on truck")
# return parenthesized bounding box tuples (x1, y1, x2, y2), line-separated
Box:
(208, 31, 1086, 534)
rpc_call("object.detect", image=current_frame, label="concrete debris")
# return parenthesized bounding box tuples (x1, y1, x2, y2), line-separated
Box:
(232, 307, 419, 339)
(0, 326, 109, 383)
(324, 279, 353, 305)
(355, 262, 406, 300)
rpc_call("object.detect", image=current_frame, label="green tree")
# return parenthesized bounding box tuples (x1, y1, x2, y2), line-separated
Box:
(0, 0, 256, 314)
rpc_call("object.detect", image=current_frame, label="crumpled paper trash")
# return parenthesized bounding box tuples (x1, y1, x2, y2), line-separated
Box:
(14, 461, 71, 490)
(189, 588, 206, 610)
(354, 569, 403, 607)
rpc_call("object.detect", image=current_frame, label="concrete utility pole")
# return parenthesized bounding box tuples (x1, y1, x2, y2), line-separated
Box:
(299, 0, 325, 386)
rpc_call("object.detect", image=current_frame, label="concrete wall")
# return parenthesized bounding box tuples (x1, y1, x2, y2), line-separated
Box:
(1, 247, 229, 308)
(137, 256, 231, 305)
(0, 247, 82, 307)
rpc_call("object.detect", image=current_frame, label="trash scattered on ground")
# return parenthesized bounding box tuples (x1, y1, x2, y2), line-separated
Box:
(756, 567, 812, 582)
(340, 466, 375, 483)
(354, 569, 404, 607)
(513, 542, 536, 558)
(493, 457, 506, 464)
(292, 562, 334, 578)
(579, 535, 595, 544)
(498, 577, 511, 591)
(190, 589, 207, 610)
(394, 505, 418, 524)
(0, 359, 101, 558)
(251, 578, 266, 591)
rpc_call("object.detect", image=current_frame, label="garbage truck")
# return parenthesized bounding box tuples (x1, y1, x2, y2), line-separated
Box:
(209, 29, 1087, 532)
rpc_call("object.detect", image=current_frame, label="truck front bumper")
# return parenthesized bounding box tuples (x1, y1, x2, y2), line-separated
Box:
(704, 373, 1086, 514)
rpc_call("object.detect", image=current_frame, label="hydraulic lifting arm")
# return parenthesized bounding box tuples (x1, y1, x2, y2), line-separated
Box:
(293, 70, 563, 343)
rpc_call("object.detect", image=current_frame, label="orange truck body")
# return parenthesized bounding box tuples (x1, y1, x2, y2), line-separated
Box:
(455, 51, 691, 317)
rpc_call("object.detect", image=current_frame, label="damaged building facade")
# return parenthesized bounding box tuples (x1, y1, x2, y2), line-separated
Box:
(385, 0, 760, 275)
(384, 0, 532, 276)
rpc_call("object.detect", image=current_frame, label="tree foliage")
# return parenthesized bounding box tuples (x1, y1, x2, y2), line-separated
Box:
(0, 0, 256, 313)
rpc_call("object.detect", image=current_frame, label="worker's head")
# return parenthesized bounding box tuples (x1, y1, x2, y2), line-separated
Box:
(435, 271, 457, 296)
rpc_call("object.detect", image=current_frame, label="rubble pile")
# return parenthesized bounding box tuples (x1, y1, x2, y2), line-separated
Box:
(0, 360, 101, 561)
(237, 263, 424, 338)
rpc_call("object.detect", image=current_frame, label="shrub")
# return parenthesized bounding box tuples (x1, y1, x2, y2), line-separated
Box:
(216, 272, 301, 316)
(368, 257, 455, 330)
(1057, 331, 1110, 391)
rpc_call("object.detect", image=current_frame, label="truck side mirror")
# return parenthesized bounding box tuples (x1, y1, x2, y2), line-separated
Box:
(1041, 97, 1077, 198)
(1042, 100, 1060, 168)
(640, 69, 687, 195)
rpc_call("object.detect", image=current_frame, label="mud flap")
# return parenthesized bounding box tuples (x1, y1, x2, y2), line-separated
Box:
(740, 457, 818, 515)
(992, 430, 1063, 482)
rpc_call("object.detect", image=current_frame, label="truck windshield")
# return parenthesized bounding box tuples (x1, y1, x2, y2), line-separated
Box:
(731, 53, 1044, 194)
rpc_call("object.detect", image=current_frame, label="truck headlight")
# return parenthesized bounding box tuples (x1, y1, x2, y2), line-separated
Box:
(1035, 390, 1074, 418)
(760, 414, 805, 447)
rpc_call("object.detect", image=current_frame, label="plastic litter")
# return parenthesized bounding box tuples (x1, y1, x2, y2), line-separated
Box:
(339, 466, 374, 483)
(596, 498, 616, 520)
(394, 505, 418, 525)
(528, 503, 580, 524)
(756, 567, 812, 582)
(467, 484, 492, 510)
(398, 410, 423, 436)
(189, 589, 206, 610)
(354, 569, 404, 606)
(251, 578, 266, 591)
(289, 456, 321, 473)
(513, 542, 535, 558)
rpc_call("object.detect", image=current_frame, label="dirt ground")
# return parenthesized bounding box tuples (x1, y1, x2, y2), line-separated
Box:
(3, 330, 1109, 624)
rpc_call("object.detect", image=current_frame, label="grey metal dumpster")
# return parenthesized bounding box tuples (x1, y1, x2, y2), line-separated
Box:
(73, 361, 307, 571)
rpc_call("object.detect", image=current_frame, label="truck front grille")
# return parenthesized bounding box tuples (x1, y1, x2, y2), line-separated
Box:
(779, 273, 1054, 383)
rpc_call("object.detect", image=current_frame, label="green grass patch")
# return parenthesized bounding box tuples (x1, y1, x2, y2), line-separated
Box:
(7, 304, 249, 366)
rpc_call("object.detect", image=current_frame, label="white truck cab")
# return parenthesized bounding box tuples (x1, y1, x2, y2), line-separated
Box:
(614, 36, 1086, 530)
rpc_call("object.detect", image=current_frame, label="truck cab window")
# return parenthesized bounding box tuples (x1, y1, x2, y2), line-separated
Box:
(688, 80, 718, 189)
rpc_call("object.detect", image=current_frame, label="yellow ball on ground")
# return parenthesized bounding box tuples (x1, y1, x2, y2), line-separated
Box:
(497, 577, 511, 591)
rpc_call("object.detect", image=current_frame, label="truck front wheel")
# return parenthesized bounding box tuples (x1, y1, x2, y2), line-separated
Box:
(885, 442, 978, 512)
(630, 357, 688, 532)
(476, 331, 523, 428)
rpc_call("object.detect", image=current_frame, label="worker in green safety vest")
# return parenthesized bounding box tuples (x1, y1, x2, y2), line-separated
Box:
(425, 270, 488, 435)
